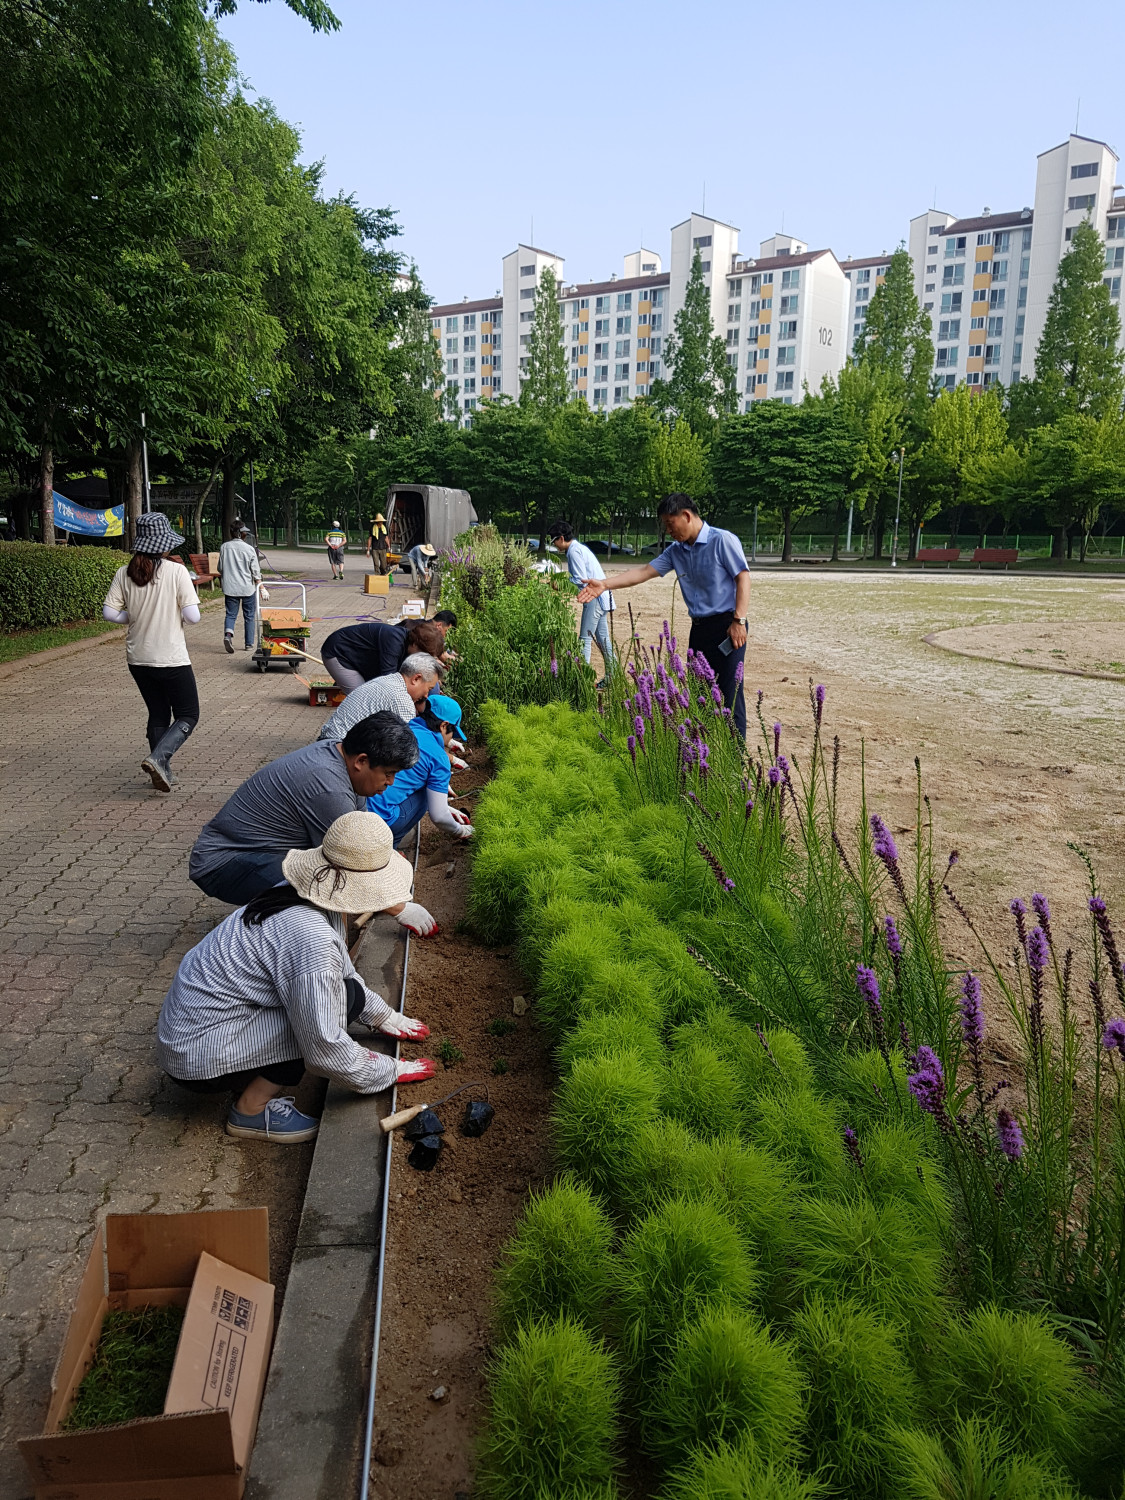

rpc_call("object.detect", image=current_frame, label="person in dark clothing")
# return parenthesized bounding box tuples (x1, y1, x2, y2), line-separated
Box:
(321, 613, 457, 693)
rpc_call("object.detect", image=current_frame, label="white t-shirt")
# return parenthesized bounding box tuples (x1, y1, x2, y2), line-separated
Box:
(105, 560, 199, 667)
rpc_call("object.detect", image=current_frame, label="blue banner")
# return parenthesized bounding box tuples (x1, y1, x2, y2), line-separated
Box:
(53, 491, 124, 537)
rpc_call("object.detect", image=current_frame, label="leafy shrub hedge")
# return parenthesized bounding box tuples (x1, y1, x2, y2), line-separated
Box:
(0, 541, 131, 629)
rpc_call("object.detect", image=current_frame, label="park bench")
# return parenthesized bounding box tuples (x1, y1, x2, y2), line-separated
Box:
(189, 552, 219, 590)
(917, 548, 961, 567)
(972, 547, 1019, 570)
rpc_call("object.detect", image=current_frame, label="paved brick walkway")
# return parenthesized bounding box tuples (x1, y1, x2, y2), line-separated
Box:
(0, 557, 409, 1497)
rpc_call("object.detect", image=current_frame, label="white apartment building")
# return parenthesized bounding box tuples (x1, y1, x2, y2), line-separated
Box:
(430, 218, 849, 419)
(904, 134, 1125, 391)
(840, 255, 892, 354)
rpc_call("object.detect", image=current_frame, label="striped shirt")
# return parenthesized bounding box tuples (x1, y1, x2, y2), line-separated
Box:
(316, 671, 416, 742)
(156, 905, 396, 1092)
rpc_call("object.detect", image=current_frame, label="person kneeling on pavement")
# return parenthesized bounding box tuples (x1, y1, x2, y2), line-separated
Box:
(366, 693, 472, 848)
(190, 710, 439, 936)
(159, 812, 437, 1143)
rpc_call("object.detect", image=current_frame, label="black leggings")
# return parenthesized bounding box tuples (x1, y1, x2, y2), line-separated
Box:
(128, 664, 200, 751)
(166, 978, 368, 1096)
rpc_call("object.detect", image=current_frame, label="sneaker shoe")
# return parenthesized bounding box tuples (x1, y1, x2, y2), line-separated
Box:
(225, 1096, 319, 1143)
(224, 633, 235, 654)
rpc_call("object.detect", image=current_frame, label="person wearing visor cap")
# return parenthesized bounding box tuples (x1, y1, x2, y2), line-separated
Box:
(158, 811, 437, 1143)
(365, 691, 472, 848)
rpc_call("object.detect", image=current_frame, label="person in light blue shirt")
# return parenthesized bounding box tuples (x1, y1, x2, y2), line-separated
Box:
(548, 520, 615, 679)
(577, 493, 750, 733)
(366, 693, 473, 848)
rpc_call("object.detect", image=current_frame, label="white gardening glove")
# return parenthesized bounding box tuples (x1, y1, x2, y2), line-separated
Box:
(395, 901, 439, 937)
(449, 754, 469, 771)
(449, 809, 474, 841)
(378, 1012, 430, 1040)
(449, 737, 466, 753)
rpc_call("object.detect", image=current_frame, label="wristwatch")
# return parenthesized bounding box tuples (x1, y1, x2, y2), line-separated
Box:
(734, 617, 747, 627)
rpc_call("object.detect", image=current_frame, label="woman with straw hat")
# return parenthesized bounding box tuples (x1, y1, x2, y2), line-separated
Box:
(157, 811, 436, 1143)
(103, 511, 201, 792)
(366, 512, 389, 575)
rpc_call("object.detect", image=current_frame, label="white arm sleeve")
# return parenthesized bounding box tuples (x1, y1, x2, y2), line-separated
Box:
(426, 788, 463, 832)
(181, 604, 201, 624)
(103, 606, 129, 623)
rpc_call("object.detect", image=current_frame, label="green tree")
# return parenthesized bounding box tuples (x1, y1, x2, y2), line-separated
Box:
(1024, 412, 1125, 560)
(649, 250, 736, 442)
(855, 246, 934, 425)
(712, 401, 850, 563)
(808, 364, 905, 558)
(1015, 219, 1125, 432)
(463, 399, 552, 541)
(521, 266, 569, 412)
(922, 384, 1008, 547)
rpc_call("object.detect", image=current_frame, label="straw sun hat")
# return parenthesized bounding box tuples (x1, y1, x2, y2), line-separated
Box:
(282, 811, 414, 913)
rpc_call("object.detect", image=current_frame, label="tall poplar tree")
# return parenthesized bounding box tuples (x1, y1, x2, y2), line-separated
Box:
(855, 246, 934, 422)
(520, 265, 569, 411)
(649, 249, 735, 443)
(1022, 219, 1125, 426)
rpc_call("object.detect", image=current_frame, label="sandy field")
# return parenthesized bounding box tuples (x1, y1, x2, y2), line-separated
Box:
(602, 568, 1125, 962)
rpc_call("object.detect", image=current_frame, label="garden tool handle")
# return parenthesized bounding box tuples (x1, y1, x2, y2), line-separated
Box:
(381, 1101, 429, 1134)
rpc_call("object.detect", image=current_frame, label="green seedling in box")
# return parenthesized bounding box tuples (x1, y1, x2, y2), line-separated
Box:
(63, 1305, 184, 1431)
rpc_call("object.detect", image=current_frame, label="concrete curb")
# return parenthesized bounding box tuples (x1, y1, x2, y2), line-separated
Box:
(246, 914, 405, 1500)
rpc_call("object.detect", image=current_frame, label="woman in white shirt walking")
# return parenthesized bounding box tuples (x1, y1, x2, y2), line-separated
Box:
(103, 511, 201, 792)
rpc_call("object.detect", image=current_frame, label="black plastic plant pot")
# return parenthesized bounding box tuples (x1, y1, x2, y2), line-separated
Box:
(407, 1135, 443, 1171)
(462, 1101, 495, 1137)
(404, 1109, 445, 1141)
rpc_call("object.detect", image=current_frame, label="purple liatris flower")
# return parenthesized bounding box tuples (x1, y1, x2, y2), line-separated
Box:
(671, 653, 685, 679)
(843, 1126, 863, 1169)
(1010, 897, 1028, 951)
(777, 754, 790, 778)
(1027, 927, 1048, 972)
(773, 722, 781, 757)
(696, 841, 735, 893)
(908, 1045, 949, 1126)
(757, 688, 764, 706)
(856, 964, 883, 1019)
(1089, 897, 1125, 1011)
(745, 799, 754, 818)
(735, 660, 744, 685)
(870, 814, 907, 901)
(1102, 1018, 1125, 1056)
(996, 1107, 1024, 1161)
(634, 714, 645, 742)
(627, 734, 636, 765)
(550, 656, 558, 678)
(959, 972, 985, 1048)
(814, 683, 826, 724)
(767, 765, 781, 787)
(883, 915, 903, 959)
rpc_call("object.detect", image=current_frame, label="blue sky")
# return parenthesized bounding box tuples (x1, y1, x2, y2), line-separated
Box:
(220, 0, 1125, 306)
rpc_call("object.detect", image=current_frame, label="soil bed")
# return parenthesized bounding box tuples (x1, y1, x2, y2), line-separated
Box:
(371, 748, 555, 1499)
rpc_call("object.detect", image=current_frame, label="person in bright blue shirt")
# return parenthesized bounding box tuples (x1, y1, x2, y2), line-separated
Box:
(366, 693, 473, 847)
(548, 520, 615, 680)
(577, 493, 750, 733)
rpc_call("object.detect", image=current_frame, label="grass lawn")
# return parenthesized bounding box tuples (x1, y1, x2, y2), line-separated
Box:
(0, 618, 123, 664)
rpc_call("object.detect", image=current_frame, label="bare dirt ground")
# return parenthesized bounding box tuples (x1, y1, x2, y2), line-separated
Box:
(370, 752, 555, 1500)
(608, 568, 1125, 963)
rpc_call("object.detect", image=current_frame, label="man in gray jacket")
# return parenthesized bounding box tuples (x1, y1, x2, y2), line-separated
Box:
(218, 523, 262, 652)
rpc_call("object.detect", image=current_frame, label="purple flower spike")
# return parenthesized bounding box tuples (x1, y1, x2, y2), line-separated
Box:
(627, 734, 636, 765)
(883, 915, 903, 959)
(745, 799, 754, 818)
(696, 842, 735, 893)
(550, 657, 559, 678)
(843, 1126, 863, 1169)
(870, 814, 907, 901)
(996, 1108, 1024, 1161)
(1102, 1018, 1125, 1056)
(634, 714, 645, 740)
(773, 722, 782, 757)
(948, 851, 960, 866)
(1031, 893, 1050, 923)
(1010, 898, 1029, 952)
(1089, 898, 1125, 1012)
(767, 765, 781, 787)
(815, 683, 826, 707)
(908, 1045, 949, 1125)
(856, 964, 888, 1057)
(1027, 928, 1049, 972)
(735, 660, 744, 685)
(671, 653, 685, 679)
(757, 688, 764, 705)
(959, 972, 985, 1047)
(777, 754, 790, 778)
(711, 684, 723, 706)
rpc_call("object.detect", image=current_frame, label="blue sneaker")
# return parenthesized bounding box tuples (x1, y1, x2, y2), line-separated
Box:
(225, 1096, 319, 1143)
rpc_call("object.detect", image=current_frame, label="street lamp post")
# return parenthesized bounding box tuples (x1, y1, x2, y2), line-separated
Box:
(890, 447, 905, 569)
(751, 503, 758, 562)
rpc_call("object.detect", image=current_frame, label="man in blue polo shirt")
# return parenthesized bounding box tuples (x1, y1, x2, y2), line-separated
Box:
(577, 492, 750, 733)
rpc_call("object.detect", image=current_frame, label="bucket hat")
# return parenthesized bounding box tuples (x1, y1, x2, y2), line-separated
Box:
(133, 511, 184, 555)
(282, 811, 414, 914)
(418, 543, 436, 557)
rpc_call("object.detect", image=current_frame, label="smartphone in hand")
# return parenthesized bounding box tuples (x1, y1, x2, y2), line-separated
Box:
(718, 635, 735, 656)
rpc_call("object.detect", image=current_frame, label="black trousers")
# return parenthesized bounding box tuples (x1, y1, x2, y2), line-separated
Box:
(166, 978, 367, 1096)
(688, 612, 747, 736)
(128, 664, 200, 751)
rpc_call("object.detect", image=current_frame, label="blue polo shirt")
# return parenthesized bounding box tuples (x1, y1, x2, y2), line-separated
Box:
(564, 540, 614, 612)
(649, 522, 748, 617)
(365, 719, 450, 827)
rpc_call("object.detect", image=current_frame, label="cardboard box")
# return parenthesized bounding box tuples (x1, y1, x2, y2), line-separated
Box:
(400, 598, 426, 618)
(363, 572, 390, 595)
(20, 1209, 274, 1500)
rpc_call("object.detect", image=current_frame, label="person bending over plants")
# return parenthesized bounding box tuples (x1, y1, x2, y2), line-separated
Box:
(366, 692, 473, 848)
(159, 812, 436, 1143)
